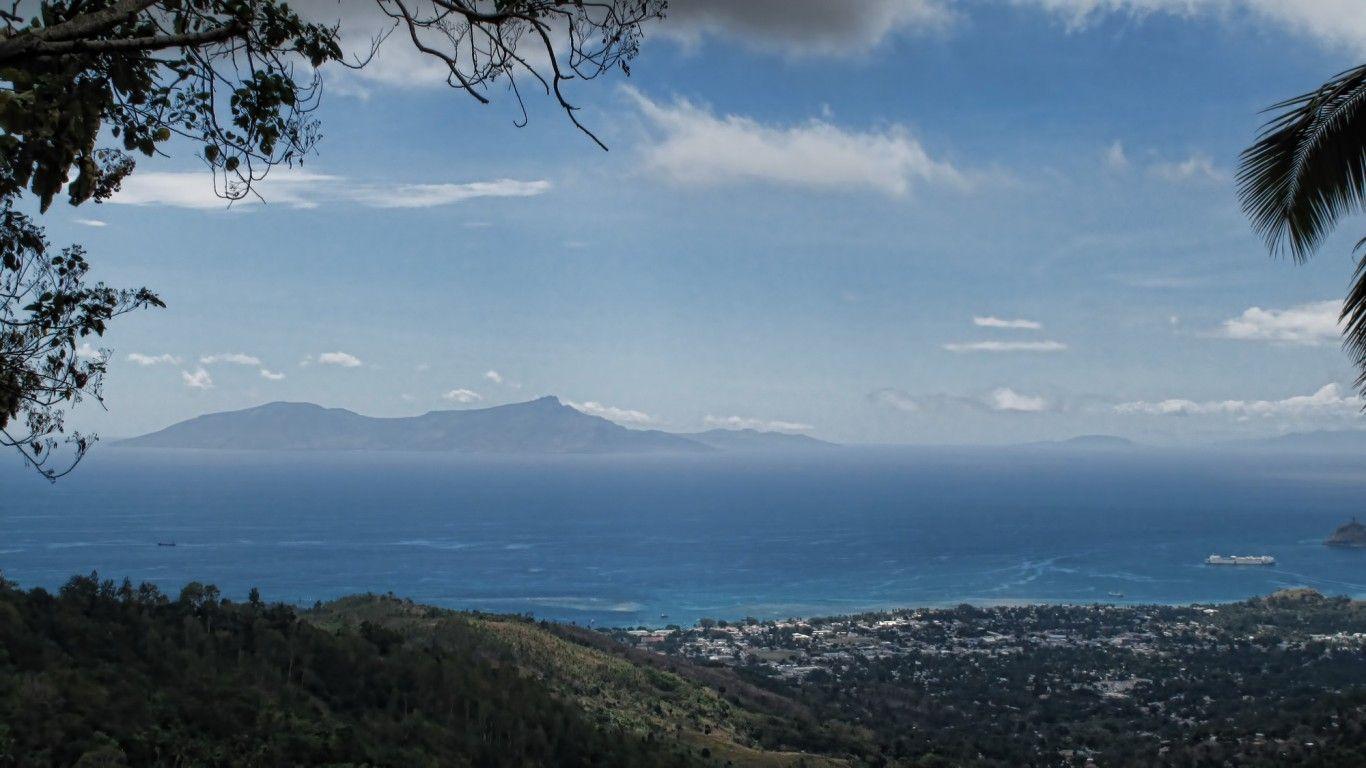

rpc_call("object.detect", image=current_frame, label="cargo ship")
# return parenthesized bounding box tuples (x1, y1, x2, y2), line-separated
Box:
(1205, 554, 1275, 566)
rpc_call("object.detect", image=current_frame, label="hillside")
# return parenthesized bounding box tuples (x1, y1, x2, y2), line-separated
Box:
(3, 575, 1363, 766)
(117, 397, 710, 454)
(0, 575, 849, 767)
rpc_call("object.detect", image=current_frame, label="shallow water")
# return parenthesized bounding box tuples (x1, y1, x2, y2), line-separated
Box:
(1, 446, 1362, 626)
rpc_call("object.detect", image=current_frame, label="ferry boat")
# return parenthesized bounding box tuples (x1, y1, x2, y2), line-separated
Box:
(1205, 554, 1275, 566)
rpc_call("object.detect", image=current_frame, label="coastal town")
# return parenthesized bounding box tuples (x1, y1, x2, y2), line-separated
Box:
(605, 589, 1366, 765)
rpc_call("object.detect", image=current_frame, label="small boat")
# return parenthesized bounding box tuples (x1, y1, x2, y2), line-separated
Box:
(1205, 554, 1274, 566)
(1107, 591, 1125, 598)
(156, 541, 176, 547)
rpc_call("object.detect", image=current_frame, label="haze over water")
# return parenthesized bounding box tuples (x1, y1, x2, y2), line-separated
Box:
(2, 446, 1362, 626)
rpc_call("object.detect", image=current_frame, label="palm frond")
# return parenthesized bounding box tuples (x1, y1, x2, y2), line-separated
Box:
(1343, 245, 1366, 393)
(1238, 64, 1366, 262)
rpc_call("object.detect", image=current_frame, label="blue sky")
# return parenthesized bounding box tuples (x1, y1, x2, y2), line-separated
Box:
(40, 0, 1366, 445)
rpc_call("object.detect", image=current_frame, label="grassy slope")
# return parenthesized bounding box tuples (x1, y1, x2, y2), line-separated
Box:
(305, 595, 858, 767)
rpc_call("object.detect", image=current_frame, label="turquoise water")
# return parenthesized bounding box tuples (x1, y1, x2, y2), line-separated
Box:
(1, 446, 1362, 626)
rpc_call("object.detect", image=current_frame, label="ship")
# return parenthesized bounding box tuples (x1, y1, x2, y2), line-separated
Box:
(1205, 554, 1275, 566)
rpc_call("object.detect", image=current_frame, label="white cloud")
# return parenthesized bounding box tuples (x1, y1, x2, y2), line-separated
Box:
(661, 0, 957, 55)
(112, 168, 336, 210)
(1115, 383, 1360, 418)
(628, 88, 970, 196)
(295, 1, 461, 92)
(943, 340, 1068, 352)
(442, 388, 483, 404)
(74, 218, 107, 227)
(109, 167, 550, 211)
(871, 386, 1061, 414)
(200, 353, 262, 366)
(703, 414, 814, 432)
(181, 368, 213, 390)
(1149, 153, 1224, 183)
(1219, 299, 1341, 345)
(567, 400, 659, 426)
(484, 370, 504, 384)
(259, 368, 286, 381)
(1104, 140, 1130, 171)
(1244, 0, 1366, 55)
(990, 387, 1049, 412)
(973, 316, 1042, 330)
(1015, 0, 1366, 56)
(126, 353, 179, 366)
(316, 351, 362, 368)
(349, 180, 551, 208)
(75, 342, 104, 360)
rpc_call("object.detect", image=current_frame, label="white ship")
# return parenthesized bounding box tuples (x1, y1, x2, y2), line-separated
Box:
(1205, 554, 1275, 566)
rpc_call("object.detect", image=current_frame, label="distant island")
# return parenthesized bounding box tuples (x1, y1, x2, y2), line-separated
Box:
(1326, 518, 1366, 548)
(1018, 434, 1138, 450)
(117, 397, 836, 455)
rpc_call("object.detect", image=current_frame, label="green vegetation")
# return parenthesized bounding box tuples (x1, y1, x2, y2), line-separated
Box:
(4, 575, 1363, 766)
(0, 574, 747, 767)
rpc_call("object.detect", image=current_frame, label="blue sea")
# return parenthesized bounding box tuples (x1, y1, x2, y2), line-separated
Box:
(1, 446, 1363, 626)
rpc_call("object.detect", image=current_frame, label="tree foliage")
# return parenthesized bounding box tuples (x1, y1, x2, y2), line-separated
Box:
(0, 202, 162, 479)
(0, 574, 707, 766)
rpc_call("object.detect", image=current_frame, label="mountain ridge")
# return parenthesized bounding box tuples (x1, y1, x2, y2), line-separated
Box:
(117, 397, 830, 454)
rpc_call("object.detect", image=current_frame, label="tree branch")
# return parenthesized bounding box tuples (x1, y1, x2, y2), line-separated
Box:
(0, 22, 243, 62)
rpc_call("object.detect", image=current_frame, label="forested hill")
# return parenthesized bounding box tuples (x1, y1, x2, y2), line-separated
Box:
(0, 575, 847, 767)
(4, 576, 1363, 766)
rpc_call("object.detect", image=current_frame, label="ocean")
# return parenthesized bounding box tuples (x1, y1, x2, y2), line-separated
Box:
(1, 446, 1362, 626)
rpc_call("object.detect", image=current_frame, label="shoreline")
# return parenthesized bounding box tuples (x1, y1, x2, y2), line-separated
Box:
(8, 568, 1356, 630)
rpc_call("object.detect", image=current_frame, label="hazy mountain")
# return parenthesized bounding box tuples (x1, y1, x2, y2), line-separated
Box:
(1018, 435, 1138, 450)
(118, 397, 709, 454)
(681, 428, 837, 452)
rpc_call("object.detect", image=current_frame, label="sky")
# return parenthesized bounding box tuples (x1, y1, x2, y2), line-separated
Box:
(35, 0, 1366, 446)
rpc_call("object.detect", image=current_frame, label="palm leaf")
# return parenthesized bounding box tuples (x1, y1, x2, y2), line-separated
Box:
(1238, 64, 1366, 263)
(1344, 243, 1366, 391)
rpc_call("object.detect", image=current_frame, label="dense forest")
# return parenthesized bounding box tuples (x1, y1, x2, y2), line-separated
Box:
(0, 574, 732, 767)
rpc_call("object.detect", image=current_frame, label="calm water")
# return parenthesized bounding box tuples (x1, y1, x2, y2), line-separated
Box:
(1, 446, 1363, 626)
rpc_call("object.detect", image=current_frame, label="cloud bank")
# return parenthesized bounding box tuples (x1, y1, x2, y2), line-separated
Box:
(704, 414, 813, 432)
(316, 352, 362, 368)
(973, 316, 1042, 330)
(1219, 300, 1341, 345)
(110, 168, 550, 211)
(943, 340, 1067, 353)
(628, 88, 968, 196)
(568, 400, 659, 426)
(1115, 383, 1359, 418)
(442, 389, 482, 403)
(127, 353, 179, 366)
(181, 368, 213, 390)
